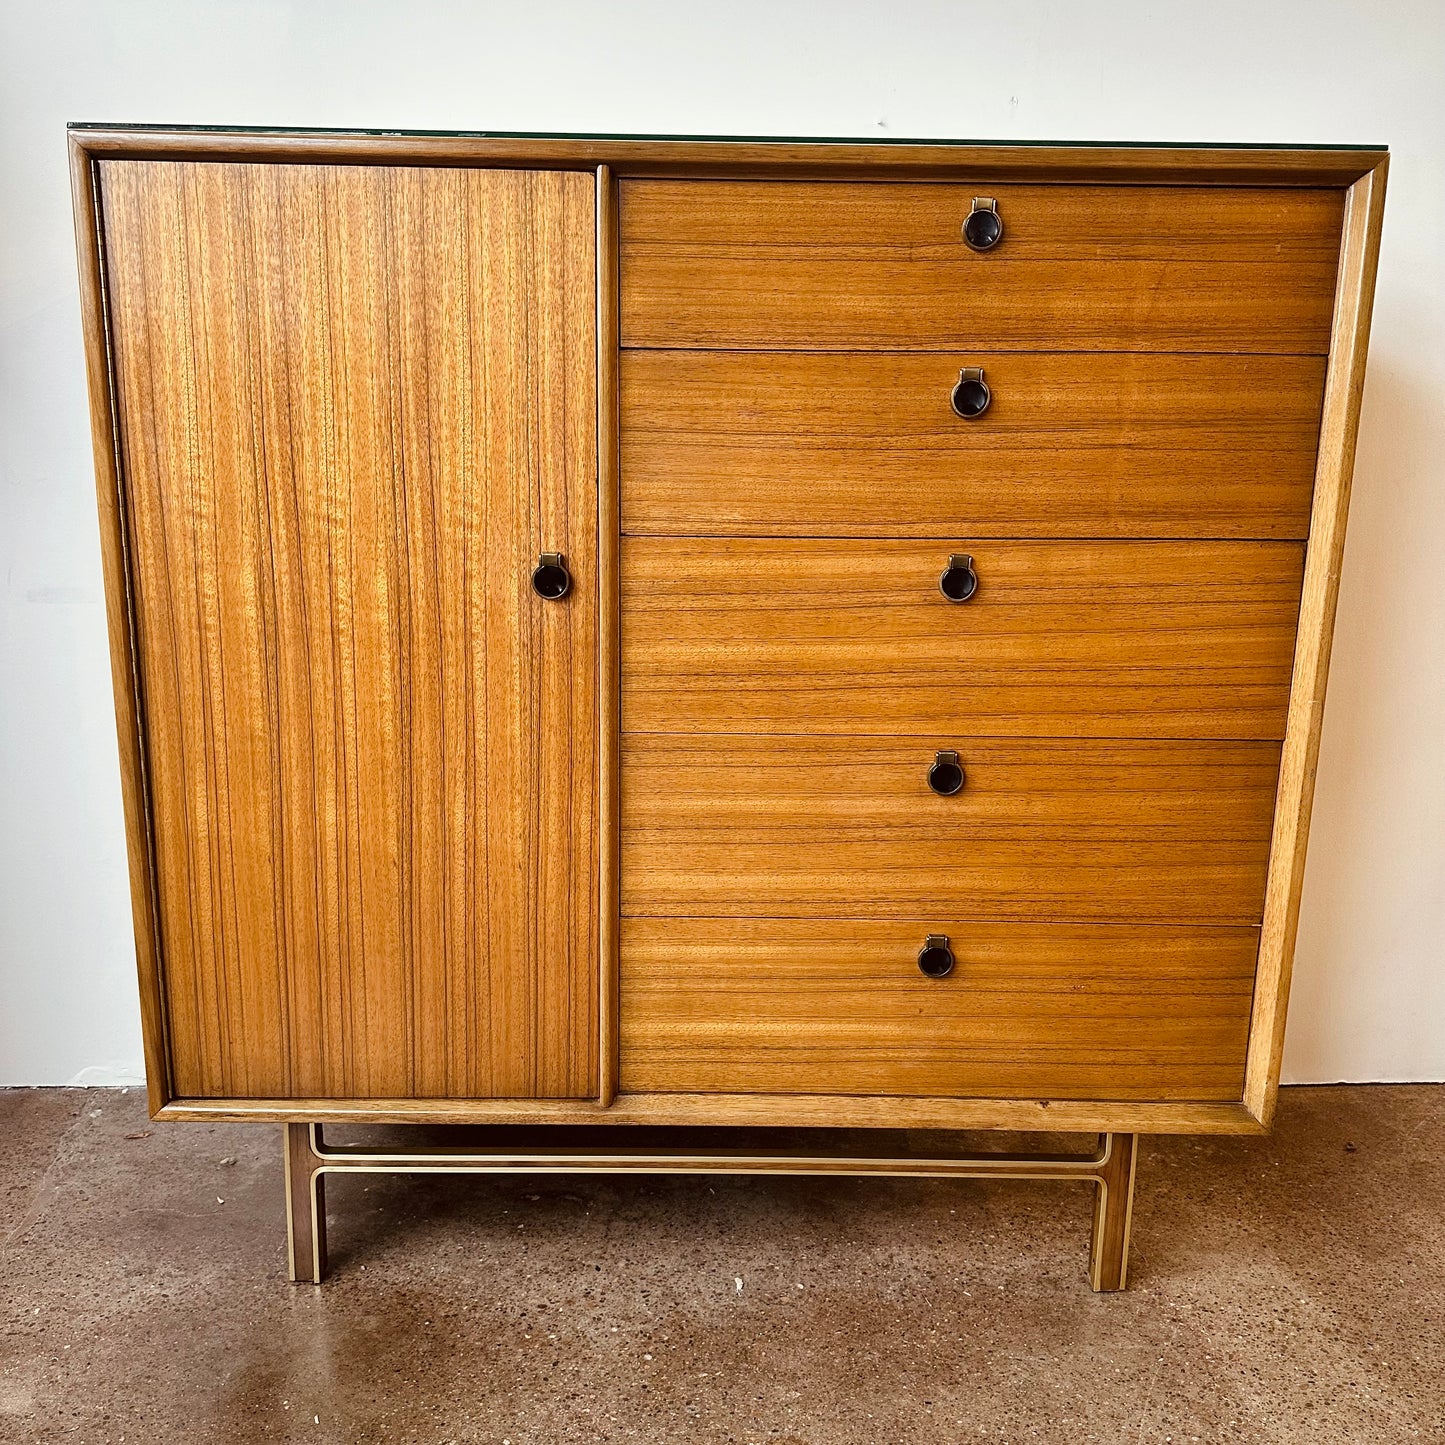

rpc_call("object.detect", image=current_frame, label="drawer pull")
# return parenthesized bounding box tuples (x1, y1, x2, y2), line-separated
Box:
(531, 552, 572, 600)
(938, 553, 979, 603)
(962, 196, 1003, 251)
(928, 750, 965, 796)
(950, 366, 992, 419)
(917, 934, 956, 979)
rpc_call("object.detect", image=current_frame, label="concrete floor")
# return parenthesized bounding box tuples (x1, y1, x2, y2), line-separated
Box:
(1, 1087, 1441, 1443)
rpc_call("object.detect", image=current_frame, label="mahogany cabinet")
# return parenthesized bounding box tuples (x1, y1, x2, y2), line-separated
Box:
(71, 127, 1386, 1289)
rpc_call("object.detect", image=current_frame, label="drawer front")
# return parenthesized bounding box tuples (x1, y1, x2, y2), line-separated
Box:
(620, 181, 1343, 352)
(623, 539, 1304, 738)
(624, 735, 1280, 923)
(620, 918, 1256, 1100)
(622, 351, 1326, 539)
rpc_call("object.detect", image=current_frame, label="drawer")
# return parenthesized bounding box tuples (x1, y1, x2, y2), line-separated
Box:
(619, 918, 1256, 1100)
(623, 735, 1280, 923)
(622, 539, 1304, 738)
(621, 351, 1326, 538)
(620, 181, 1343, 352)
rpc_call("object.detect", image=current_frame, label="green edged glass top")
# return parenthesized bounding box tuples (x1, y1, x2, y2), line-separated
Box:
(67, 124, 1386, 151)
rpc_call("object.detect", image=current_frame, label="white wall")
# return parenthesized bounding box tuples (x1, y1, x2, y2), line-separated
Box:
(2, 0, 1441, 1086)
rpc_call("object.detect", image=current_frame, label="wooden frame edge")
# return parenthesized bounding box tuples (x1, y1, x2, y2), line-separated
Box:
(69, 135, 174, 1116)
(596, 165, 621, 1106)
(65, 126, 1387, 184)
(1245, 156, 1390, 1127)
(157, 1094, 1263, 1135)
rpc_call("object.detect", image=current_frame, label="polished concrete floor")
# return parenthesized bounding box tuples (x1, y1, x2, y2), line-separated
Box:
(1, 1086, 1441, 1443)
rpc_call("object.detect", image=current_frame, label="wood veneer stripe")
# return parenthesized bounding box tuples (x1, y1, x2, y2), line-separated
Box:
(596, 164, 621, 1107)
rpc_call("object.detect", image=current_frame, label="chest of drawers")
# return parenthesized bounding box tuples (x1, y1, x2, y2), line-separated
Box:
(70, 127, 1386, 1290)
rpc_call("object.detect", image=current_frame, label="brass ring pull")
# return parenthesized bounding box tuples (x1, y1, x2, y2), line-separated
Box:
(918, 935, 955, 979)
(531, 552, 571, 600)
(928, 750, 965, 796)
(939, 554, 978, 603)
(962, 196, 1003, 251)
(951, 366, 991, 419)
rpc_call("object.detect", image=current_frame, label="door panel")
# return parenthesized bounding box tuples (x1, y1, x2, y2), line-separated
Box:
(99, 160, 598, 1099)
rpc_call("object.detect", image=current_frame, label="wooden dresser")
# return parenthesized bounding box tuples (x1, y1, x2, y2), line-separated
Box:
(71, 127, 1386, 1290)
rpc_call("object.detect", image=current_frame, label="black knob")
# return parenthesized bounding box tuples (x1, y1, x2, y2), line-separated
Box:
(962, 197, 1003, 251)
(918, 935, 955, 979)
(939, 554, 978, 603)
(531, 552, 571, 600)
(928, 750, 965, 796)
(951, 366, 991, 419)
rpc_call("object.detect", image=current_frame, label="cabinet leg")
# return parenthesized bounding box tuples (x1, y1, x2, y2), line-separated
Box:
(284, 1123, 327, 1283)
(274, 1124, 1136, 1290)
(1088, 1132, 1138, 1292)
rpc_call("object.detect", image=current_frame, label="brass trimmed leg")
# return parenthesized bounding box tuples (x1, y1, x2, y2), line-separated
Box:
(276, 1124, 1141, 1289)
(1089, 1132, 1139, 1292)
(284, 1123, 327, 1283)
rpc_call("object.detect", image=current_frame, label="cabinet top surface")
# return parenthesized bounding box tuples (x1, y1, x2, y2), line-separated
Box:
(67, 125, 1387, 184)
(68, 123, 1388, 151)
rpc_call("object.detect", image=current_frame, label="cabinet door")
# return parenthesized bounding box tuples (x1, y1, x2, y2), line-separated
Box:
(99, 160, 599, 1100)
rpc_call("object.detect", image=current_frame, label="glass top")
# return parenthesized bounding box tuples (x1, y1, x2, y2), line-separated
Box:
(67, 123, 1387, 151)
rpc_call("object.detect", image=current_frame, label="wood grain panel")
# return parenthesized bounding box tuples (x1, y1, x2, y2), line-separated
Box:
(620, 919, 1256, 1099)
(98, 159, 599, 1101)
(623, 539, 1304, 738)
(621, 351, 1326, 538)
(623, 735, 1279, 922)
(620, 182, 1344, 352)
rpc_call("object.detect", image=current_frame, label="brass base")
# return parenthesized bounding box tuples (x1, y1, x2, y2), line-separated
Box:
(284, 1124, 1138, 1291)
